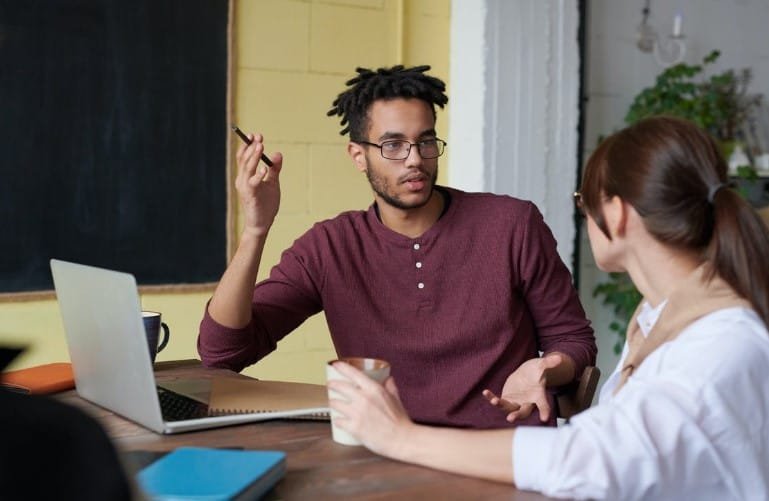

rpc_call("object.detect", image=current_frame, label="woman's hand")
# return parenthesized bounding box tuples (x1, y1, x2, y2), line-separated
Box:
(327, 362, 416, 459)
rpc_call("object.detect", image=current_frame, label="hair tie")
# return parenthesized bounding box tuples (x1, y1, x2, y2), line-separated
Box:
(707, 183, 727, 204)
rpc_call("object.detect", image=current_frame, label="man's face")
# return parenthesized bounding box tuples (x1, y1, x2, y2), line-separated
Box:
(350, 98, 439, 211)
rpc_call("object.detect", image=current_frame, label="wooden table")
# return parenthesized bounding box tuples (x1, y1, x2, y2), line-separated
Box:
(59, 360, 554, 500)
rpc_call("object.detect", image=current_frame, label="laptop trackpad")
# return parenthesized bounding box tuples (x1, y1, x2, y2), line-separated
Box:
(157, 378, 211, 404)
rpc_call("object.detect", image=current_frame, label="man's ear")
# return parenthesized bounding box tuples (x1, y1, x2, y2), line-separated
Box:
(605, 195, 629, 238)
(347, 142, 367, 173)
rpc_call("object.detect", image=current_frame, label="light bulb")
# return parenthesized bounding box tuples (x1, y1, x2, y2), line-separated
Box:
(637, 21, 657, 53)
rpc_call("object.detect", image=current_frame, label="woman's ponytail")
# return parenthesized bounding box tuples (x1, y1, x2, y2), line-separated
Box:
(706, 187, 769, 328)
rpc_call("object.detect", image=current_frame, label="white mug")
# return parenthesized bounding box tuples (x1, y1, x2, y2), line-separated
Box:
(326, 357, 391, 446)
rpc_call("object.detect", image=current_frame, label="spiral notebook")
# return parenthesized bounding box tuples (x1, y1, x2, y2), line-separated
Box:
(208, 377, 330, 420)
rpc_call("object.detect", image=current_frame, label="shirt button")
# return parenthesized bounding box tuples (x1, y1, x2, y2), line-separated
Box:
(413, 243, 420, 250)
(416, 262, 422, 269)
(417, 282, 425, 289)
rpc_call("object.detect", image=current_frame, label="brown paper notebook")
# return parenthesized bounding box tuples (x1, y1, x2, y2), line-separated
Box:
(208, 377, 330, 420)
(1, 362, 75, 394)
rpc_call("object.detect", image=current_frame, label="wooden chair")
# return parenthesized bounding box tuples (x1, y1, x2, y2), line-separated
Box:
(556, 366, 601, 420)
(758, 206, 769, 229)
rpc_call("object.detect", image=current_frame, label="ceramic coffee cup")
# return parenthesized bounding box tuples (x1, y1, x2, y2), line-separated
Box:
(326, 357, 391, 446)
(142, 311, 170, 363)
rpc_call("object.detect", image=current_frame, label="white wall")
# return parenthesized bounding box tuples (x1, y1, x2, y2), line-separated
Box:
(581, 0, 769, 386)
(449, 0, 581, 272)
(448, 0, 769, 391)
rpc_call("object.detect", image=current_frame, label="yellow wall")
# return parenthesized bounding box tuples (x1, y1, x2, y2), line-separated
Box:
(0, 0, 450, 385)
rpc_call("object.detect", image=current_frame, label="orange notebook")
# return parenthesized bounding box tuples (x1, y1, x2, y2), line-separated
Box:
(1, 362, 75, 394)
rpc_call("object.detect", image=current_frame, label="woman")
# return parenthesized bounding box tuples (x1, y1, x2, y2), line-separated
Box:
(327, 116, 769, 500)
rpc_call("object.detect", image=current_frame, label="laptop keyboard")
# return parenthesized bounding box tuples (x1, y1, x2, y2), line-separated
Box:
(157, 386, 211, 421)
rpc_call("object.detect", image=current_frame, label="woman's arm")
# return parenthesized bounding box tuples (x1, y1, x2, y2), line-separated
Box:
(327, 362, 517, 484)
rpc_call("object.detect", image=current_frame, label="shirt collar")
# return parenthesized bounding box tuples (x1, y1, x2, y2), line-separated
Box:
(636, 299, 668, 337)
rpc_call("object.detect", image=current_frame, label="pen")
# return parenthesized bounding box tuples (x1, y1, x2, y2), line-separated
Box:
(231, 124, 274, 167)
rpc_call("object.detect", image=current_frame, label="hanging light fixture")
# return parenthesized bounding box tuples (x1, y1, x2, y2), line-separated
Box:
(637, 0, 686, 67)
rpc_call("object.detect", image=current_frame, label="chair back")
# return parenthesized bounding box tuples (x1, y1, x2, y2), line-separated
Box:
(758, 206, 769, 229)
(556, 366, 600, 419)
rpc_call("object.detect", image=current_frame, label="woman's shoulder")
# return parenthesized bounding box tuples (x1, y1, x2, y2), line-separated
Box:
(616, 307, 769, 411)
(662, 307, 769, 383)
(680, 307, 768, 350)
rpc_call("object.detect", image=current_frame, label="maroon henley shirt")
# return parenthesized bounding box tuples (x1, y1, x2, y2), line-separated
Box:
(199, 187, 596, 429)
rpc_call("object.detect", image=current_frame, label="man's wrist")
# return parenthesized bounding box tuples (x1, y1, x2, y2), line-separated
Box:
(241, 226, 270, 241)
(541, 352, 576, 386)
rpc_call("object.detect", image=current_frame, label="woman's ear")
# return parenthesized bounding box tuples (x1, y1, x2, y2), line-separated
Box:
(604, 195, 629, 239)
(347, 142, 367, 173)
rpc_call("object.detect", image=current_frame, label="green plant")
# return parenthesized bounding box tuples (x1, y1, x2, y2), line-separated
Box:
(625, 50, 761, 143)
(593, 50, 763, 354)
(593, 273, 643, 354)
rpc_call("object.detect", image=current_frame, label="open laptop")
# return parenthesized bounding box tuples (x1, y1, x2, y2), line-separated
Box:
(50, 259, 326, 434)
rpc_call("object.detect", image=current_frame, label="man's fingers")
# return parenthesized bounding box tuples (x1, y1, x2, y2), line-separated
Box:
(235, 133, 283, 190)
(236, 143, 252, 181)
(505, 400, 552, 423)
(536, 398, 552, 422)
(236, 141, 247, 164)
(482, 389, 504, 407)
(506, 403, 534, 423)
(267, 152, 283, 171)
(498, 400, 521, 413)
(248, 150, 284, 186)
(482, 390, 521, 413)
(247, 165, 268, 187)
(260, 152, 283, 182)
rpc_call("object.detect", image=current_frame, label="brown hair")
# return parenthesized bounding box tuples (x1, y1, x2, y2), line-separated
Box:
(581, 116, 769, 327)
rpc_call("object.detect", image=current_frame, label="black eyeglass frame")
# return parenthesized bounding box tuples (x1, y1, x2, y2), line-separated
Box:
(355, 138, 447, 160)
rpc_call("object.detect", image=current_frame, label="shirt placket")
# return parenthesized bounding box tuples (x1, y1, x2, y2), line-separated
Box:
(412, 241, 432, 308)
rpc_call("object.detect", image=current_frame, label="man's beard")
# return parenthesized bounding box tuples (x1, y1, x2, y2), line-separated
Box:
(364, 159, 439, 211)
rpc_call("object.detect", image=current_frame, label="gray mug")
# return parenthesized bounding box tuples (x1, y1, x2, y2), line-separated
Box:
(142, 311, 170, 363)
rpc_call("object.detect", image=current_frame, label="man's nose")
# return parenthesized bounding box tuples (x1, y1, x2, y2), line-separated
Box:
(404, 143, 423, 167)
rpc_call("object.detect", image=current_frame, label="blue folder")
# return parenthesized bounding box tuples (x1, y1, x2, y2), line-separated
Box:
(137, 447, 286, 500)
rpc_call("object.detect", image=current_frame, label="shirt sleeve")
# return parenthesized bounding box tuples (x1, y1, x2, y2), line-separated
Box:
(197, 234, 324, 372)
(513, 313, 769, 500)
(515, 202, 596, 375)
(515, 381, 723, 499)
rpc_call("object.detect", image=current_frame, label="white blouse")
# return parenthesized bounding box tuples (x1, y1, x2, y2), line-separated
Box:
(513, 306, 769, 500)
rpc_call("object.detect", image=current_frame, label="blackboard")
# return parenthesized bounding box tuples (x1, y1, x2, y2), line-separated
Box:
(0, 0, 230, 295)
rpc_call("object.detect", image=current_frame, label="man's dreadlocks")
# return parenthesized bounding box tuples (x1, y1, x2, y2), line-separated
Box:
(327, 65, 448, 140)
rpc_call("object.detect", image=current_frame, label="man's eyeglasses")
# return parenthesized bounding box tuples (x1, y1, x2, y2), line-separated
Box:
(573, 191, 585, 218)
(356, 138, 447, 160)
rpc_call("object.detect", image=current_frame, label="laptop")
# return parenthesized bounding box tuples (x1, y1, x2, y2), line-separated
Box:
(50, 259, 327, 434)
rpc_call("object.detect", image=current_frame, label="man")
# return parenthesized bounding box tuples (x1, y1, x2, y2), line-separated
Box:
(198, 65, 595, 428)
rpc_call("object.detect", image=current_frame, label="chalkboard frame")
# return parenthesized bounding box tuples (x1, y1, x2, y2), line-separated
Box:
(0, 0, 236, 301)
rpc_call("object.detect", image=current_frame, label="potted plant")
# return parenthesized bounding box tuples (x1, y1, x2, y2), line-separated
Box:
(592, 50, 763, 353)
(625, 51, 761, 148)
